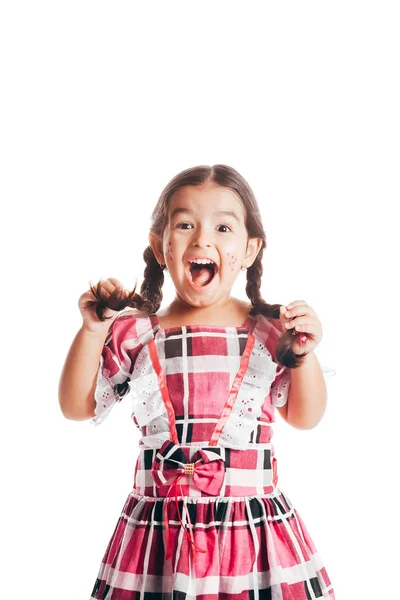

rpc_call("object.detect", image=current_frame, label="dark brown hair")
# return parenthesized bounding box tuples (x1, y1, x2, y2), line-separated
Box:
(90, 164, 306, 368)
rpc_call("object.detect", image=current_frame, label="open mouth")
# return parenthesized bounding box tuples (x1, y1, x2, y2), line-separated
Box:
(187, 260, 218, 287)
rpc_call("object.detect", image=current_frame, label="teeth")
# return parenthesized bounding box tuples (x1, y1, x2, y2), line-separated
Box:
(189, 259, 214, 265)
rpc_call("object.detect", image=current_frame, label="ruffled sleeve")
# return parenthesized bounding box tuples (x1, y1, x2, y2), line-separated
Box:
(270, 366, 291, 408)
(90, 312, 149, 426)
(262, 316, 336, 408)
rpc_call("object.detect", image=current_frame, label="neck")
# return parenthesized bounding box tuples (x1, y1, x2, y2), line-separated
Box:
(162, 295, 250, 324)
(170, 295, 234, 316)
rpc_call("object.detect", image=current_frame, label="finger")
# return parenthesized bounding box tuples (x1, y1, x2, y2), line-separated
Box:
(279, 305, 292, 327)
(285, 317, 317, 330)
(100, 279, 127, 300)
(81, 289, 104, 303)
(88, 279, 112, 297)
(107, 277, 123, 288)
(293, 323, 319, 337)
(102, 278, 123, 293)
(284, 303, 315, 319)
(81, 290, 96, 301)
(280, 305, 289, 319)
(284, 315, 310, 328)
(291, 306, 318, 320)
(285, 300, 307, 311)
(284, 306, 306, 321)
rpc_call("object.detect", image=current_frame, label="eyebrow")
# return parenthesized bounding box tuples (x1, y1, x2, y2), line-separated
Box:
(170, 208, 240, 222)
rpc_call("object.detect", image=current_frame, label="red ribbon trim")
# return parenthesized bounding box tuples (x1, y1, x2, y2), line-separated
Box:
(148, 338, 179, 445)
(209, 330, 256, 446)
(163, 473, 207, 564)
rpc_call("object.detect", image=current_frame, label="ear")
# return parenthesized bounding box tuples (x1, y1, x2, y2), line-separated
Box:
(149, 232, 165, 265)
(244, 237, 263, 268)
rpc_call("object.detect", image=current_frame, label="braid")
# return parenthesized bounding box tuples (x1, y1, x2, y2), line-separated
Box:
(139, 245, 165, 314)
(88, 248, 164, 322)
(89, 279, 143, 322)
(245, 253, 307, 369)
(246, 252, 272, 314)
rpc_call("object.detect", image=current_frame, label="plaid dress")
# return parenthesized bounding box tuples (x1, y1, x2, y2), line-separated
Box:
(89, 310, 336, 599)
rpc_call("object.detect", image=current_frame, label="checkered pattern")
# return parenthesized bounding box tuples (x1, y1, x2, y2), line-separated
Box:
(135, 443, 278, 498)
(89, 311, 335, 599)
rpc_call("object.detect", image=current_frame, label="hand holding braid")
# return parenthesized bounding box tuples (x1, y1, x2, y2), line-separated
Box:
(279, 301, 322, 356)
(88, 245, 165, 322)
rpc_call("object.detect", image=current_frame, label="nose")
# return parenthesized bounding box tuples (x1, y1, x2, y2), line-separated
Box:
(191, 226, 212, 248)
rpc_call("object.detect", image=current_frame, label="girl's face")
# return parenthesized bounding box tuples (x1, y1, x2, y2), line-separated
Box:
(150, 182, 262, 310)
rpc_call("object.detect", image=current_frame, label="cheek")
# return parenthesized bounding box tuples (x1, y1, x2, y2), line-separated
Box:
(165, 240, 175, 263)
(226, 252, 240, 272)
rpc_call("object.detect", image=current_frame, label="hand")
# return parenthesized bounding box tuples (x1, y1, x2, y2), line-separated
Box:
(279, 300, 323, 355)
(78, 277, 130, 334)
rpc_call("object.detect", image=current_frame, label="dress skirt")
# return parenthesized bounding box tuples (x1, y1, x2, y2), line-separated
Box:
(90, 486, 335, 599)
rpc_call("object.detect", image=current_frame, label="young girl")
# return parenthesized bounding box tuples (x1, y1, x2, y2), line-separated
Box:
(59, 164, 336, 599)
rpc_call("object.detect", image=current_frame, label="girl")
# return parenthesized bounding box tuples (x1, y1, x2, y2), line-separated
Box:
(59, 164, 336, 599)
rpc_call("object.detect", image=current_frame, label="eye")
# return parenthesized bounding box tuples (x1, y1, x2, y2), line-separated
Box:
(177, 222, 193, 230)
(176, 223, 232, 232)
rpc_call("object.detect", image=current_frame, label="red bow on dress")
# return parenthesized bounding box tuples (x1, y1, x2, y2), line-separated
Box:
(151, 441, 226, 563)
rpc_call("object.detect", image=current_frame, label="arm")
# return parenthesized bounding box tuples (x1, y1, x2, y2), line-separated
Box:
(58, 326, 109, 421)
(276, 351, 327, 429)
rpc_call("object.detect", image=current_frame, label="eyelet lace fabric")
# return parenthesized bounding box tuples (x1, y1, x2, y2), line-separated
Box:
(91, 314, 336, 437)
(271, 362, 336, 408)
(129, 372, 172, 447)
(217, 340, 279, 449)
(128, 339, 286, 450)
(90, 312, 154, 427)
(91, 354, 126, 427)
(127, 343, 172, 447)
(270, 366, 291, 408)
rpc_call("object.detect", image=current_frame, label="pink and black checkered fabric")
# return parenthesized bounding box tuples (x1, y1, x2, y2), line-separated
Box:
(89, 311, 335, 599)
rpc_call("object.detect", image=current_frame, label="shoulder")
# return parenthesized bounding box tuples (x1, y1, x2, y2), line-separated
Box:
(251, 312, 284, 361)
(107, 309, 154, 342)
(101, 310, 155, 370)
(113, 308, 149, 322)
(251, 311, 283, 336)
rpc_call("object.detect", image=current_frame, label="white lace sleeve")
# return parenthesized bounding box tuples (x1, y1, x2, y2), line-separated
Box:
(90, 354, 129, 427)
(271, 366, 291, 408)
(89, 313, 148, 427)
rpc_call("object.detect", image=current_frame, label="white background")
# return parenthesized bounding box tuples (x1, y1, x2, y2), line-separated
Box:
(1, 2, 399, 598)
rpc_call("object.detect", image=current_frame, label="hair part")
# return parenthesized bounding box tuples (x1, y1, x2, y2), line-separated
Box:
(89, 164, 307, 368)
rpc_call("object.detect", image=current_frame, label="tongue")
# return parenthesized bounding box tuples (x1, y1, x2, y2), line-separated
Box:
(192, 266, 213, 286)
